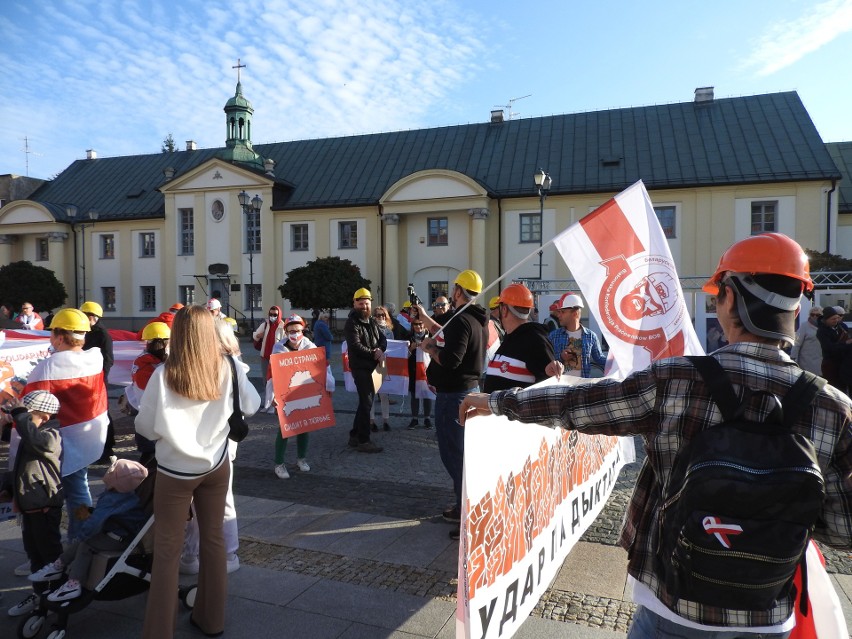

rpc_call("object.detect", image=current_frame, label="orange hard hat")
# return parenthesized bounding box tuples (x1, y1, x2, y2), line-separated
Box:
(499, 283, 534, 309)
(703, 233, 812, 295)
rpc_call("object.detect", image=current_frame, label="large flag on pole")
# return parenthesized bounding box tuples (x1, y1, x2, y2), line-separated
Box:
(553, 180, 703, 375)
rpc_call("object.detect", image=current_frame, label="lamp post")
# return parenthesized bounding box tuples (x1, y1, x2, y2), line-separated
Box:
(66, 205, 98, 305)
(533, 168, 552, 280)
(238, 190, 263, 332)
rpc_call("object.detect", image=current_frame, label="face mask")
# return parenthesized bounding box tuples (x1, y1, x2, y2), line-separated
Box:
(269, 315, 278, 323)
(287, 329, 302, 343)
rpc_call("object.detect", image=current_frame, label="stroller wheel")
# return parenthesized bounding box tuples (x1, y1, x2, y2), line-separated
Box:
(179, 585, 197, 610)
(46, 630, 66, 639)
(17, 613, 45, 639)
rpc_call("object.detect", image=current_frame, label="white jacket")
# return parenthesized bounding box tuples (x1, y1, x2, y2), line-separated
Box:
(135, 357, 260, 479)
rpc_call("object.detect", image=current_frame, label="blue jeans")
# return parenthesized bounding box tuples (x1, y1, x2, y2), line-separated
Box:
(62, 467, 92, 540)
(627, 605, 791, 639)
(435, 388, 477, 509)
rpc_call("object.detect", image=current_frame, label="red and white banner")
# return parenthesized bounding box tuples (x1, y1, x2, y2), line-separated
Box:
(269, 347, 335, 438)
(460, 380, 632, 638)
(20, 348, 109, 476)
(341, 339, 409, 396)
(413, 348, 435, 400)
(553, 180, 703, 375)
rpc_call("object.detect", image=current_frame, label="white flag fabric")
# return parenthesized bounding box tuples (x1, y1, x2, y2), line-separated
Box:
(553, 180, 704, 375)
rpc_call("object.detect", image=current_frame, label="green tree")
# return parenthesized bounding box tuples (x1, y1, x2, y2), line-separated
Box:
(278, 256, 370, 310)
(805, 248, 852, 272)
(161, 133, 176, 153)
(0, 260, 67, 312)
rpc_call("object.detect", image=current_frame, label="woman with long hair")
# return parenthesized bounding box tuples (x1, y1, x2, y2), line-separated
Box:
(136, 305, 260, 638)
(369, 306, 394, 431)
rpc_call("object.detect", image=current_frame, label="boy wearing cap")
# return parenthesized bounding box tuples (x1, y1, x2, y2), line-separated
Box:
(29, 459, 149, 602)
(6, 390, 63, 617)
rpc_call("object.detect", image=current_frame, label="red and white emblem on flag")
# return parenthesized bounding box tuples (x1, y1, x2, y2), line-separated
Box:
(702, 515, 743, 549)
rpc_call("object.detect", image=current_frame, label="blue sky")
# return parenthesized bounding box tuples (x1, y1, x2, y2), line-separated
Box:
(2, 0, 851, 180)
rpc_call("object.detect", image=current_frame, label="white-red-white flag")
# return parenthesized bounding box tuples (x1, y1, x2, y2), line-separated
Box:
(21, 348, 109, 475)
(553, 180, 704, 375)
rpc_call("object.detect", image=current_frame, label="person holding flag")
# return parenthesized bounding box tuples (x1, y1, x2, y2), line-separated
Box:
(21, 308, 109, 541)
(460, 233, 852, 637)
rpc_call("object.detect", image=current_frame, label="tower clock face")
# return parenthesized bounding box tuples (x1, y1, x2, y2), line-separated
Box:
(211, 200, 224, 222)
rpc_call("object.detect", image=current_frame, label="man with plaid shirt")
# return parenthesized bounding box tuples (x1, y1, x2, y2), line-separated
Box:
(461, 233, 852, 637)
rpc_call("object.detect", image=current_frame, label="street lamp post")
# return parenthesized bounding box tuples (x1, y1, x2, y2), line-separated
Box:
(66, 205, 98, 305)
(238, 190, 263, 332)
(533, 168, 552, 280)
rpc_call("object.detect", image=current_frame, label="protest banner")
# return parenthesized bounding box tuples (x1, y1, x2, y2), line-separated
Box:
(269, 347, 335, 437)
(341, 339, 409, 395)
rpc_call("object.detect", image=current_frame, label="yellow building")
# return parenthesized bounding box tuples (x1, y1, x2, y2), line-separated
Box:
(0, 84, 843, 330)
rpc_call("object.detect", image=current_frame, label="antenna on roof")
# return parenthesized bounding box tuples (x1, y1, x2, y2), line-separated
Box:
(494, 94, 532, 120)
(20, 136, 42, 177)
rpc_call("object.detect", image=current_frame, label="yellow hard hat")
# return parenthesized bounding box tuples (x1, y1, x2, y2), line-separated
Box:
(353, 287, 372, 301)
(141, 322, 170, 341)
(488, 296, 501, 310)
(49, 308, 91, 332)
(80, 301, 103, 317)
(402, 301, 411, 309)
(454, 270, 482, 294)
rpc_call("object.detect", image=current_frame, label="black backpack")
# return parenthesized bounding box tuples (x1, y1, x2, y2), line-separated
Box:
(657, 356, 826, 611)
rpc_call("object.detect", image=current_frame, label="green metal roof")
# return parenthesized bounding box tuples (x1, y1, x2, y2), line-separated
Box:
(826, 142, 852, 213)
(27, 91, 841, 220)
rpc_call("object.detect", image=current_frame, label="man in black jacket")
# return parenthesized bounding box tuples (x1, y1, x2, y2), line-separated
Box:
(344, 288, 387, 453)
(81, 301, 115, 463)
(417, 270, 487, 537)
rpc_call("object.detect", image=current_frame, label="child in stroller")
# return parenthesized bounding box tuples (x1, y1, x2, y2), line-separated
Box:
(29, 459, 149, 601)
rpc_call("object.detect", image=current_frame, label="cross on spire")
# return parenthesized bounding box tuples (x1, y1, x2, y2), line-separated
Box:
(232, 58, 246, 83)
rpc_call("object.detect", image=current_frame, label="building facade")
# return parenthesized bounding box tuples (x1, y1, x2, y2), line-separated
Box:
(0, 84, 843, 330)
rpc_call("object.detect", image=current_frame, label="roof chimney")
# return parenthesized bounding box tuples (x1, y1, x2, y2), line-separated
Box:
(694, 86, 714, 103)
(264, 158, 276, 176)
(86, 149, 97, 160)
(163, 167, 175, 180)
(186, 140, 197, 151)
(490, 109, 504, 123)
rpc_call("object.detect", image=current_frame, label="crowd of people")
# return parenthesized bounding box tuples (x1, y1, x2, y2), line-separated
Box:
(1, 236, 851, 636)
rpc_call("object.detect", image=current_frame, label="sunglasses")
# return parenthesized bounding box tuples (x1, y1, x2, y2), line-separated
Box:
(434, 303, 448, 308)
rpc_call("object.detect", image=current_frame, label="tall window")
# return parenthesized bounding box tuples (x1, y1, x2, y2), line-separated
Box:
(140, 232, 155, 257)
(179, 208, 194, 255)
(36, 237, 49, 261)
(291, 224, 309, 251)
(654, 206, 677, 239)
(429, 281, 448, 306)
(428, 217, 448, 246)
(519, 213, 541, 243)
(101, 287, 116, 312)
(101, 234, 115, 259)
(141, 286, 156, 311)
(246, 209, 261, 253)
(339, 221, 357, 249)
(751, 201, 777, 234)
(179, 285, 195, 306)
(246, 284, 262, 310)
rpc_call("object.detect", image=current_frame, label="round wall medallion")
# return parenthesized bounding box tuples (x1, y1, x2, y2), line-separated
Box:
(211, 200, 225, 222)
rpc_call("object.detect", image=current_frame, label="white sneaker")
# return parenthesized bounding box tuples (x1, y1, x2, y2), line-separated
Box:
(226, 554, 240, 573)
(47, 579, 81, 602)
(296, 458, 310, 472)
(28, 561, 64, 582)
(13, 560, 31, 577)
(8, 593, 39, 617)
(179, 555, 199, 575)
(274, 464, 290, 479)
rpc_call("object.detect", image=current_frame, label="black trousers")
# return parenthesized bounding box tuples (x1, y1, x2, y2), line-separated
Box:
(22, 506, 63, 574)
(349, 368, 375, 443)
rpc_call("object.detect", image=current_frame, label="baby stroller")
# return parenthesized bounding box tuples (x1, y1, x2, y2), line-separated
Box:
(16, 460, 197, 639)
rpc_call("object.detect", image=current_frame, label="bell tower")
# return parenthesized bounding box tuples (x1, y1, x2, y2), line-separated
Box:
(219, 59, 263, 169)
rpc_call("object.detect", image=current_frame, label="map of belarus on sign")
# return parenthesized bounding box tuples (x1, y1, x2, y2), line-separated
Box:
(269, 347, 335, 438)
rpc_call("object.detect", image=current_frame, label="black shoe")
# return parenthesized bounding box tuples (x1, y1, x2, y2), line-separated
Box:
(370, 423, 378, 433)
(407, 419, 418, 430)
(356, 441, 383, 453)
(442, 506, 461, 523)
(347, 436, 359, 448)
(190, 615, 224, 637)
(449, 528, 461, 541)
(383, 422, 391, 431)
(424, 418, 433, 429)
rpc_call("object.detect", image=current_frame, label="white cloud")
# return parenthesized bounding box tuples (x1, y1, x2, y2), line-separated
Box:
(743, 0, 852, 76)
